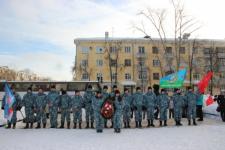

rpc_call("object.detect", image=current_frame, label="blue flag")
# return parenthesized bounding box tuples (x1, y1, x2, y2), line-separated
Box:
(4, 83, 16, 121)
(160, 69, 187, 88)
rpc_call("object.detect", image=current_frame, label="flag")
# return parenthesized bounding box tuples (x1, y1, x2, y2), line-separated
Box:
(4, 83, 16, 121)
(198, 71, 213, 94)
(203, 94, 214, 106)
(159, 69, 187, 88)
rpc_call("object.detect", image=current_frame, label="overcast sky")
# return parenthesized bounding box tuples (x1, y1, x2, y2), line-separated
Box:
(0, 0, 224, 81)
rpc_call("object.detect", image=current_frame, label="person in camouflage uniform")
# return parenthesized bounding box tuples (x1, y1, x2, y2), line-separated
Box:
(132, 87, 144, 128)
(46, 85, 60, 128)
(34, 87, 47, 128)
(92, 91, 104, 133)
(144, 86, 157, 127)
(172, 89, 184, 126)
(113, 90, 124, 133)
(108, 85, 118, 128)
(83, 85, 95, 128)
(22, 87, 36, 129)
(122, 88, 132, 128)
(59, 89, 71, 129)
(184, 87, 198, 126)
(1, 86, 22, 129)
(158, 89, 169, 126)
(71, 90, 83, 129)
(102, 85, 110, 128)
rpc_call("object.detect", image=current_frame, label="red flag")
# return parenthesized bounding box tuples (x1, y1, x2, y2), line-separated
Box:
(198, 71, 213, 94)
(205, 95, 214, 106)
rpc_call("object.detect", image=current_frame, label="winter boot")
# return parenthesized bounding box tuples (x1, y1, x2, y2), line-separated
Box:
(79, 122, 82, 129)
(124, 122, 127, 128)
(127, 122, 130, 128)
(193, 119, 197, 126)
(91, 122, 94, 129)
(188, 120, 191, 125)
(24, 123, 29, 129)
(150, 120, 155, 127)
(118, 128, 121, 133)
(99, 129, 103, 133)
(147, 120, 150, 127)
(59, 121, 64, 128)
(36, 123, 41, 129)
(164, 120, 167, 126)
(104, 122, 107, 128)
(12, 123, 16, 129)
(73, 123, 77, 129)
(67, 122, 70, 129)
(135, 121, 138, 128)
(175, 121, 179, 126)
(6, 123, 11, 129)
(138, 121, 142, 128)
(85, 122, 89, 129)
(110, 122, 113, 128)
(159, 121, 162, 126)
(30, 123, 33, 128)
(43, 123, 46, 128)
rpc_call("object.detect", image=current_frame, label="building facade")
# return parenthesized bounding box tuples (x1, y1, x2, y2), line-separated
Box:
(74, 36, 225, 94)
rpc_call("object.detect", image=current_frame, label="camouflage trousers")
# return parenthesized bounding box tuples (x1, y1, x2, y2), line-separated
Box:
(25, 107, 34, 123)
(94, 112, 104, 130)
(61, 108, 71, 123)
(36, 110, 47, 124)
(49, 106, 58, 127)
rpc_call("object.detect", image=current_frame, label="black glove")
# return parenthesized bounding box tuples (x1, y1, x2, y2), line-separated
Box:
(16, 106, 22, 111)
(133, 106, 137, 110)
(31, 106, 34, 109)
(1, 106, 4, 110)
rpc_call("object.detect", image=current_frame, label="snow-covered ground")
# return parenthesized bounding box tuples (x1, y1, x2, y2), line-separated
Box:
(0, 105, 225, 150)
(0, 118, 225, 150)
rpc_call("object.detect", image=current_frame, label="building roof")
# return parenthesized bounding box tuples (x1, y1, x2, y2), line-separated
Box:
(74, 37, 225, 44)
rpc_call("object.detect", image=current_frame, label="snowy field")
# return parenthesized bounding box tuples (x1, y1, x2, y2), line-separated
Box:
(0, 105, 225, 150)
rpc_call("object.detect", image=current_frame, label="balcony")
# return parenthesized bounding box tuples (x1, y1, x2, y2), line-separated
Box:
(136, 53, 147, 59)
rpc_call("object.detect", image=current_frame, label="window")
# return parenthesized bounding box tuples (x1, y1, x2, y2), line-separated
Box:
(221, 85, 225, 91)
(166, 47, 172, 54)
(112, 73, 117, 80)
(152, 47, 159, 54)
(81, 60, 88, 67)
(81, 47, 89, 53)
(125, 73, 131, 80)
(193, 73, 200, 80)
(153, 59, 160, 67)
(153, 73, 159, 80)
(82, 73, 89, 80)
(179, 47, 185, 54)
(125, 59, 131, 66)
(220, 73, 225, 78)
(193, 47, 198, 54)
(138, 46, 145, 54)
(138, 71, 147, 80)
(203, 48, 211, 54)
(138, 60, 145, 66)
(110, 59, 117, 67)
(96, 46, 104, 53)
(125, 47, 131, 53)
(96, 73, 103, 82)
(110, 46, 117, 53)
(96, 59, 103, 67)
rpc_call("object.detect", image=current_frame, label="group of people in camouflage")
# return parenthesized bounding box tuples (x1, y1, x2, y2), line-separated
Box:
(1, 84, 201, 133)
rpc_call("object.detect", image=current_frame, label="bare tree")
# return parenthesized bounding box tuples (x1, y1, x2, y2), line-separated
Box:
(104, 39, 123, 90)
(134, 0, 201, 76)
